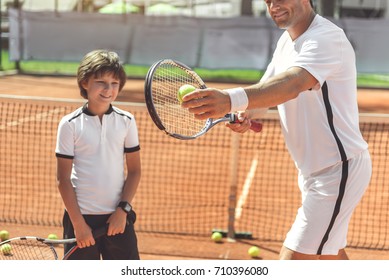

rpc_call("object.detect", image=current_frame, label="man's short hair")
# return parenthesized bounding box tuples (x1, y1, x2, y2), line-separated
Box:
(310, 0, 313, 7)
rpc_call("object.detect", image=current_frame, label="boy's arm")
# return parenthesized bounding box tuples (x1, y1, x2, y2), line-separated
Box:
(107, 150, 141, 235)
(56, 157, 95, 248)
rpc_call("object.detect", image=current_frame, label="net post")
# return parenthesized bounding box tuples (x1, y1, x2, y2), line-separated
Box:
(227, 132, 240, 241)
(0, 0, 2, 71)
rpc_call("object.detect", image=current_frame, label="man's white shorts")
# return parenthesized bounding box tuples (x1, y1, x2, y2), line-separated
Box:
(283, 149, 372, 255)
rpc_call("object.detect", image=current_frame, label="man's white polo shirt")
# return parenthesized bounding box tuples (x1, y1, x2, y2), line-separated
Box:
(55, 104, 140, 215)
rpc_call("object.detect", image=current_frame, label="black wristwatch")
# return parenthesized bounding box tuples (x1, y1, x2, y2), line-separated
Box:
(118, 201, 132, 214)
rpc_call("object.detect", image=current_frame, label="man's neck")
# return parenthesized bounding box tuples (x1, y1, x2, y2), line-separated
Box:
(288, 10, 316, 41)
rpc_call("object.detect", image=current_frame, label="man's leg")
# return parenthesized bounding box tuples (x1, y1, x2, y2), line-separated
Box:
(279, 245, 319, 260)
(279, 246, 349, 260)
(319, 249, 349, 260)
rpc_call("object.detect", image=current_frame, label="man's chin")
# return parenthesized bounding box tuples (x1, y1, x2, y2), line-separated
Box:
(273, 19, 288, 30)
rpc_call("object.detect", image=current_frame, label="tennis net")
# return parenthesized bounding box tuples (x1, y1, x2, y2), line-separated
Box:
(0, 95, 388, 250)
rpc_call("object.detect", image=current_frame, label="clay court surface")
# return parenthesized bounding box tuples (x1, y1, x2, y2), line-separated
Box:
(2, 75, 389, 113)
(1, 74, 389, 260)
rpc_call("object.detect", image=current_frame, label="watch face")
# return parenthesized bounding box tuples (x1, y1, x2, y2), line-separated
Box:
(124, 204, 131, 212)
(120, 202, 131, 213)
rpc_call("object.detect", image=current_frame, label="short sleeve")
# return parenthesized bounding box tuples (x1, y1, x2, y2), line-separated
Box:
(55, 117, 75, 158)
(124, 115, 140, 153)
(293, 31, 344, 86)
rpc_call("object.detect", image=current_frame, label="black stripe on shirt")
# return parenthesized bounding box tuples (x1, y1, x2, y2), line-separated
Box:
(124, 146, 140, 153)
(316, 81, 349, 255)
(112, 107, 133, 120)
(55, 153, 74, 159)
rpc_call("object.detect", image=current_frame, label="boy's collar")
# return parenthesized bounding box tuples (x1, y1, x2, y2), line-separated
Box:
(82, 103, 114, 116)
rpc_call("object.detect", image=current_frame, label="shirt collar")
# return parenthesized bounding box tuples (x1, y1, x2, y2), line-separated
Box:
(82, 103, 114, 116)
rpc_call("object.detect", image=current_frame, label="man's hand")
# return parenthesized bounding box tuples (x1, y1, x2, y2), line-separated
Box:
(226, 111, 252, 133)
(181, 88, 231, 120)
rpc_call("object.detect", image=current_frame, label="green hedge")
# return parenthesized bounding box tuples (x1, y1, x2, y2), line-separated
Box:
(1, 51, 389, 88)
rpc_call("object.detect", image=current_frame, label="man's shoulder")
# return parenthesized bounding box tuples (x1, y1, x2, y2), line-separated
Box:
(302, 14, 347, 46)
(311, 14, 343, 33)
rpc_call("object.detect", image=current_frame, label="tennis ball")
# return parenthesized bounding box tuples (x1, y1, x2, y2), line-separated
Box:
(1, 244, 12, 255)
(0, 230, 9, 241)
(177, 84, 196, 103)
(211, 232, 223, 243)
(47, 233, 58, 240)
(248, 246, 260, 258)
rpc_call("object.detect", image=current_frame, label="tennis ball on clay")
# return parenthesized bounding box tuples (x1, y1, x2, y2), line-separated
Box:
(1, 244, 12, 255)
(177, 84, 196, 103)
(248, 246, 260, 258)
(211, 232, 223, 243)
(47, 233, 58, 240)
(0, 230, 10, 241)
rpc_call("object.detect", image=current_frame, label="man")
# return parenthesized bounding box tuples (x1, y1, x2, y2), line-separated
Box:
(182, 0, 372, 260)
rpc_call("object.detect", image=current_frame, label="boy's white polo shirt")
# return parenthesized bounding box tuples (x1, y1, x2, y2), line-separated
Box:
(55, 104, 140, 215)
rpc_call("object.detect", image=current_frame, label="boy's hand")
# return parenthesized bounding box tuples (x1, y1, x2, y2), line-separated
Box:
(74, 222, 95, 248)
(106, 209, 128, 236)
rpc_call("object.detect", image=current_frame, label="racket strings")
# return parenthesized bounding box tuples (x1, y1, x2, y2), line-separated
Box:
(0, 239, 58, 260)
(152, 62, 207, 137)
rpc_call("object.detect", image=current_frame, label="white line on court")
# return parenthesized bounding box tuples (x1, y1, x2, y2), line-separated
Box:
(235, 154, 259, 220)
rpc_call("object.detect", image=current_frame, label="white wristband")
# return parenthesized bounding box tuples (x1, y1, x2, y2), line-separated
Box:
(225, 87, 248, 112)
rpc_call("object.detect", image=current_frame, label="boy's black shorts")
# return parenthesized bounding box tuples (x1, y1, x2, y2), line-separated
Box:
(62, 210, 139, 260)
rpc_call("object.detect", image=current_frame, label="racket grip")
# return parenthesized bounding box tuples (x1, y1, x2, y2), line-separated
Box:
(250, 121, 263, 133)
(229, 113, 262, 133)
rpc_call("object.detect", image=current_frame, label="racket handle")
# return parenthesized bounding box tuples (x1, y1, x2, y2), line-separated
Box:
(250, 121, 263, 133)
(229, 113, 263, 133)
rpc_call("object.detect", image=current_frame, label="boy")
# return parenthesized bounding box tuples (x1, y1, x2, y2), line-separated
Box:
(55, 49, 141, 259)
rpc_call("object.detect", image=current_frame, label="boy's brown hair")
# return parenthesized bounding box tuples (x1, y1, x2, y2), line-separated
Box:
(77, 50, 127, 99)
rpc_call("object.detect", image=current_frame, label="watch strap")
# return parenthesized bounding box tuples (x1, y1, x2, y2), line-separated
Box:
(118, 201, 132, 213)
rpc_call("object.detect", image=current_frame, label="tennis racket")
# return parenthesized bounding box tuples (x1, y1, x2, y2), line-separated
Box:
(0, 226, 107, 260)
(144, 59, 262, 140)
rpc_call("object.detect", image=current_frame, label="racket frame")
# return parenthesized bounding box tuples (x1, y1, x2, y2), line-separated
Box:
(144, 59, 238, 140)
(0, 236, 73, 260)
(0, 226, 107, 260)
